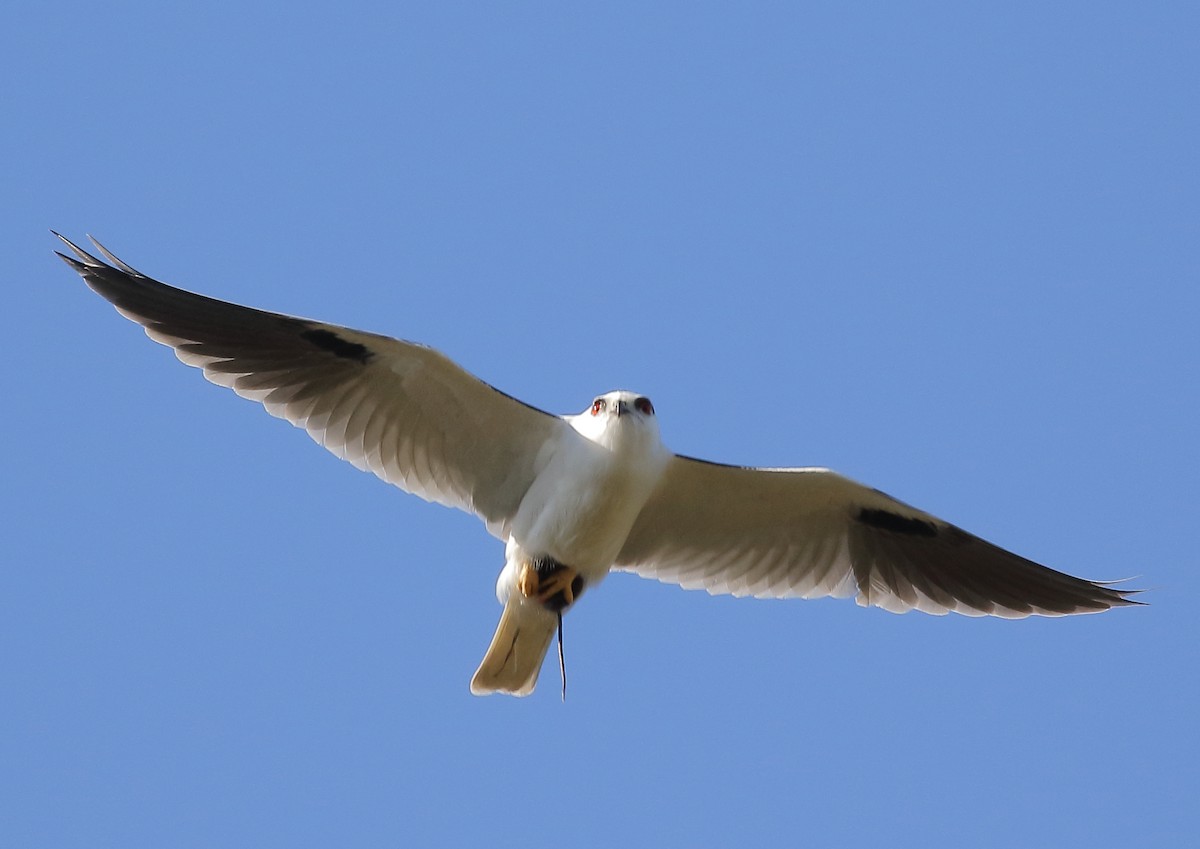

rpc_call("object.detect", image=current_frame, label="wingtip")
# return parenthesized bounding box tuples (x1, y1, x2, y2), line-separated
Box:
(1096, 576, 1147, 609)
(1111, 589, 1148, 608)
(1069, 585, 1145, 615)
(87, 234, 143, 275)
(52, 231, 102, 266)
(54, 250, 86, 272)
(52, 232, 145, 277)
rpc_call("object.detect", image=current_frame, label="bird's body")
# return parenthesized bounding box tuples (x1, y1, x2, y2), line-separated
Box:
(507, 398, 670, 589)
(476, 394, 671, 694)
(56, 234, 1139, 697)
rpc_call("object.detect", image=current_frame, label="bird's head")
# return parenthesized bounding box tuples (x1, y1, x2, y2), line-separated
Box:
(569, 389, 662, 452)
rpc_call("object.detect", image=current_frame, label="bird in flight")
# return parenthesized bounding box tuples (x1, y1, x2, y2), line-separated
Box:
(55, 233, 1138, 697)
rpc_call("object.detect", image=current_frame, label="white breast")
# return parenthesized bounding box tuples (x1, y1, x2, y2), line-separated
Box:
(505, 420, 670, 584)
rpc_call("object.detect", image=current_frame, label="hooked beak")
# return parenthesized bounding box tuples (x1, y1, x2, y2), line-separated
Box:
(614, 399, 631, 418)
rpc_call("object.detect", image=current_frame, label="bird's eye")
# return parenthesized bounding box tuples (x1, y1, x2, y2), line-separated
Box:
(591, 399, 606, 416)
(634, 396, 654, 416)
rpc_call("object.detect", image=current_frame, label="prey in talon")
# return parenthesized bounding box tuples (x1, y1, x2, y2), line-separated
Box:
(518, 557, 585, 613)
(517, 557, 584, 700)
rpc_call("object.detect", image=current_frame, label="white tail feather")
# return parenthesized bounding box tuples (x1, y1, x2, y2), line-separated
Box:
(470, 596, 558, 697)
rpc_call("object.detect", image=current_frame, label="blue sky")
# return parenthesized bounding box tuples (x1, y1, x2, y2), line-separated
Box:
(4, 2, 1197, 846)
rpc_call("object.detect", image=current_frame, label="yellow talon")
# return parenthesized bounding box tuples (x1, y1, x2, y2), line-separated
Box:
(517, 559, 582, 612)
(517, 561, 540, 599)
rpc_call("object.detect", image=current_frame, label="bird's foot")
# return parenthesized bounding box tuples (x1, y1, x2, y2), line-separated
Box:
(518, 557, 584, 613)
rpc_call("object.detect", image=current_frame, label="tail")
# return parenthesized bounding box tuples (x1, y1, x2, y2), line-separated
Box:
(470, 595, 558, 697)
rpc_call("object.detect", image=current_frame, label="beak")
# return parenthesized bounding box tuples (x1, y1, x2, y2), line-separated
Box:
(614, 399, 631, 418)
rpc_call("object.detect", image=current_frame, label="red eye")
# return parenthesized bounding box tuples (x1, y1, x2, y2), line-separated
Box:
(591, 399, 605, 416)
(635, 397, 654, 415)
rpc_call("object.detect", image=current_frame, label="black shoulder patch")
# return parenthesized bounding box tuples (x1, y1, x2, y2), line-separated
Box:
(300, 328, 373, 363)
(857, 507, 938, 537)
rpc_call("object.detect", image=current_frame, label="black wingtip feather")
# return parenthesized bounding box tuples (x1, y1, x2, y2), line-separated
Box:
(52, 231, 144, 277)
(52, 231, 103, 266)
(88, 236, 144, 276)
(54, 250, 84, 271)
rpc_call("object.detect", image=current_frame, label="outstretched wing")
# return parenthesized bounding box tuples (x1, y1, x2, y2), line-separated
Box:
(56, 233, 566, 538)
(616, 456, 1137, 618)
